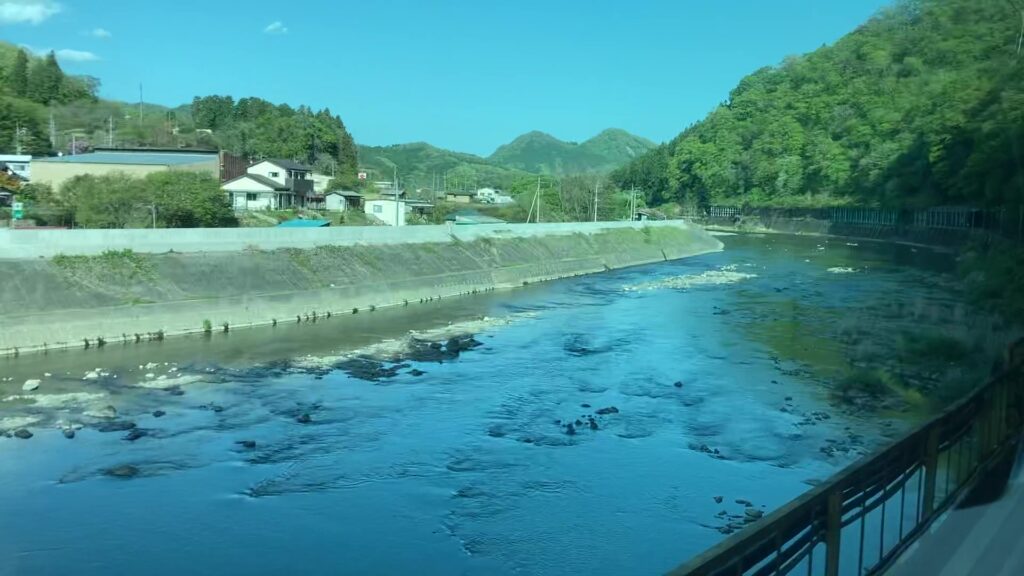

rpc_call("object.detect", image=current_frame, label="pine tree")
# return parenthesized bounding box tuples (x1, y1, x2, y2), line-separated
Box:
(10, 50, 30, 98)
(26, 51, 64, 104)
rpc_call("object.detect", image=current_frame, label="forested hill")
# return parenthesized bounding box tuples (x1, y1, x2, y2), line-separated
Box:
(357, 142, 529, 191)
(612, 0, 1024, 209)
(489, 128, 656, 175)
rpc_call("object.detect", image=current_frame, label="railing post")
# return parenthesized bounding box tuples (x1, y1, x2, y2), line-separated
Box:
(825, 490, 842, 576)
(922, 427, 940, 518)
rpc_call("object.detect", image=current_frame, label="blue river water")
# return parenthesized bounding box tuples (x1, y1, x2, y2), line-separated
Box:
(0, 234, 970, 576)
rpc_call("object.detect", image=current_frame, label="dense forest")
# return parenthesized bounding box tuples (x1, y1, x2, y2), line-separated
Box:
(189, 95, 360, 188)
(613, 0, 1024, 210)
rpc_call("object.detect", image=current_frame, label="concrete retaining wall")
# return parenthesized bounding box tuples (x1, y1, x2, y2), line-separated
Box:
(0, 221, 722, 356)
(0, 221, 683, 259)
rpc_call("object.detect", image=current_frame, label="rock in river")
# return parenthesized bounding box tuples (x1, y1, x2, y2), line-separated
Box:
(595, 406, 620, 416)
(22, 379, 41, 392)
(95, 421, 136, 433)
(85, 405, 118, 419)
(236, 440, 257, 449)
(714, 496, 724, 504)
(14, 429, 33, 440)
(152, 410, 166, 418)
(123, 429, 148, 442)
(296, 414, 312, 424)
(105, 465, 140, 479)
(63, 429, 76, 439)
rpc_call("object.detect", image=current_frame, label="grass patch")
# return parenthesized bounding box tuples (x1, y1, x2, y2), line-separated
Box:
(52, 249, 155, 281)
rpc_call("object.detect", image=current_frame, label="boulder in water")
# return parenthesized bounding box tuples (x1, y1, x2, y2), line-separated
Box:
(296, 414, 312, 424)
(22, 379, 41, 392)
(123, 429, 148, 442)
(152, 410, 166, 418)
(236, 440, 257, 449)
(85, 405, 118, 419)
(595, 406, 620, 416)
(14, 428, 33, 440)
(63, 429, 76, 439)
(105, 465, 140, 479)
(95, 421, 136, 433)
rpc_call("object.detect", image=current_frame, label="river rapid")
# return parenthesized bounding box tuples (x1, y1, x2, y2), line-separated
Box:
(0, 233, 995, 576)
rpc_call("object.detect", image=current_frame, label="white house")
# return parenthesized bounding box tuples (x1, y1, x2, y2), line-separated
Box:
(222, 159, 315, 211)
(325, 190, 364, 212)
(365, 199, 407, 226)
(476, 187, 515, 205)
(0, 155, 32, 181)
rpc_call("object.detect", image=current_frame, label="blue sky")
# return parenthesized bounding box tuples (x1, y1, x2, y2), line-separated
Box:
(2, 0, 892, 155)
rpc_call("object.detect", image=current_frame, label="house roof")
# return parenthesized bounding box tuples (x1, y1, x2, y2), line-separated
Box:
(223, 173, 291, 191)
(262, 158, 313, 172)
(326, 190, 363, 198)
(276, 219, 330, 228)
(35, 151, 218, 166)
(446, 191, 476, 197)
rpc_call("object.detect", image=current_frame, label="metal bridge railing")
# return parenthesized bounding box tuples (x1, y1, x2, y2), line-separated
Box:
(669, 340, 1024, 576)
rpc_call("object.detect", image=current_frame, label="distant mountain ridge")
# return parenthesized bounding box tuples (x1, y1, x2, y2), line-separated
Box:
(357, 128, 656, 190)
(488, 128, 656, 175)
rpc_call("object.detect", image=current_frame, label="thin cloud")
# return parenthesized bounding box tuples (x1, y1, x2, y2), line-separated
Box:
(22, 44, 100, 63)
(89, 27, 112, 39)
(56, 48, 99, 62)
(0, 0, 62, 25)
(263, 21, 288, 35)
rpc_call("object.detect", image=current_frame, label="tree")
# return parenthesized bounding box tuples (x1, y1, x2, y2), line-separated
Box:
(62, 173, 145, 228)
(144, 171, 237, 228)
(26, 52, 64, 105)
(9, 50, 29, 98)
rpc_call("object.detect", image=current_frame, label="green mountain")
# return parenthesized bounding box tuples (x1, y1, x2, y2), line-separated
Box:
(489, 128, 656, 175)
(357, 142, 530, 192)
(612, 0, 1024, 210)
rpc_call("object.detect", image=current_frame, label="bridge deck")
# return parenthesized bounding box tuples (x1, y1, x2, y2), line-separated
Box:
(888, 441, 1024, 576)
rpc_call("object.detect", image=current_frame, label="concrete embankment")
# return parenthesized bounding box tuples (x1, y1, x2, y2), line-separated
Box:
(0, 221, 721, 356)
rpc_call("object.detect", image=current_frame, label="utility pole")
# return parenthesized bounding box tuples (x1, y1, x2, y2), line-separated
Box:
(14, 121, 22, 155)
(593, 181, 600, 222)
(48, 112, 56, 150)
(71, 133, 78, 155)
(108, 116, 114, 147)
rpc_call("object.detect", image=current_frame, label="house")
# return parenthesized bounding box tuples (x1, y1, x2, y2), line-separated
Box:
(445, 191, 476, 204)
(364, 199, 408, 226)
(325, 190, 364, 212)
(0, 155, 31, 181)
(444, 209, 507, 225)
(311, 173, 333, 194)
(222, 159, 316, 211)
(476, 187, 515, 205)
(379, 190, 406, 200)
(32, 148, 221, 189)
(276, 219, 330, 228)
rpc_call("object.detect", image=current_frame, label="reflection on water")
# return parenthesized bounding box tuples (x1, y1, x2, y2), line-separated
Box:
(0, 234, 1007, 576)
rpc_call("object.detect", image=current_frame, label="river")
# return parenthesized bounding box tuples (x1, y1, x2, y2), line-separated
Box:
(0, 233, 994, 576)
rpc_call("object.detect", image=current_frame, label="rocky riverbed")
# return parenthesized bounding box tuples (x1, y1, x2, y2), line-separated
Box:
(0, 233, 1012, 576)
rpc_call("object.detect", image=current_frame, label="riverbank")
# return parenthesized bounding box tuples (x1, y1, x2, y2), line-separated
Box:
(0, 221, 721, 357)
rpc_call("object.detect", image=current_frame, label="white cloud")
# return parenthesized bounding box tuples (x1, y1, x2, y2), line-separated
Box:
(89, 27, 112, 39)
(0, 1, 62, 25)
(56, 48, 99, 62)
(263, 21, 288, 35)
(22, 44, 100, 62)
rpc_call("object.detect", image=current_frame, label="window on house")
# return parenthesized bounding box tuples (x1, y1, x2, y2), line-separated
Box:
(246, 193, 258, 202)
(373, 205, 382, 214)
(269, 171, 280, 178)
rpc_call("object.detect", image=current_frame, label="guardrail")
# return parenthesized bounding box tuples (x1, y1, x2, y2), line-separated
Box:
(670, 339, 1024, 576)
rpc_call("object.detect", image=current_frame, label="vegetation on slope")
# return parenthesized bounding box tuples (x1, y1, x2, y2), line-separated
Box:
(357, 141, 529, 192)
(612, 0, 1024, 210)
(490, 128, 656, 175)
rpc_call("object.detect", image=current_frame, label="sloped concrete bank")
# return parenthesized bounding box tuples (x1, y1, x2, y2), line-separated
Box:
(0, 221, 721, 356)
